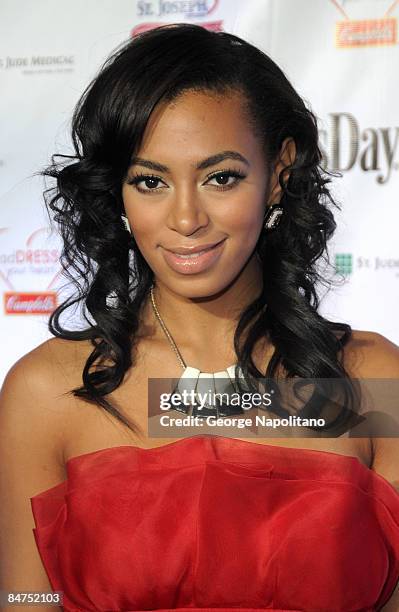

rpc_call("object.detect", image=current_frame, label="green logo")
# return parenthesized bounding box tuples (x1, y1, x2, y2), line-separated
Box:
(335, 253, 353, 275)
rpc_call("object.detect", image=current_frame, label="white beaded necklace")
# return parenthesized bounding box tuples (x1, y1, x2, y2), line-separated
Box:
(149, 285, 246, 417)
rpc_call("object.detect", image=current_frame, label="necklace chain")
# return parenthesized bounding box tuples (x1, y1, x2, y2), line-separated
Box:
(150, 285, 187, 370)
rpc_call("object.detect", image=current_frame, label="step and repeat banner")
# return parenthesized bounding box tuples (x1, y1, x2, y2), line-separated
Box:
(1, 0, 398, 380)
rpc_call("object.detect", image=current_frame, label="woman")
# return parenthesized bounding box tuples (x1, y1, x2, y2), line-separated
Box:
(0, 23, 398, 612)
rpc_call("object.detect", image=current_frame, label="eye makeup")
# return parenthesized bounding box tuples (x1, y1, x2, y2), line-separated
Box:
(127, 168, 247, 194)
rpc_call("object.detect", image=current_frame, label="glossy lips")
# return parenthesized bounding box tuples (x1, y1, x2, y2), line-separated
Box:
(161, 239, 226, 274)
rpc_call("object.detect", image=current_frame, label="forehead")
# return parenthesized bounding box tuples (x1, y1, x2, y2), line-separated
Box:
(139, 89, 261, 158)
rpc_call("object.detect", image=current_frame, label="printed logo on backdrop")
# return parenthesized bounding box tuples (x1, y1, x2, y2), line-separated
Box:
(335, 253, 399, 278)
(136, 0, 219, 18)
(0, 55, 74, 74)
(330, 0, 398, 47)
(335, 253, 353, 276)
(0, 227, 61, 315)
(318, 112, 399, 184)
(133, 0, 222, 35)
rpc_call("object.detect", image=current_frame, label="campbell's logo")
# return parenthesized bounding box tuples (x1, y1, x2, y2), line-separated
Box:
(4, 292, 57, 315)
(136, 0, 218, 18)
(319, 112, 399, 184)
(331, 0, 398, 47)
(336, 18, 396, 47)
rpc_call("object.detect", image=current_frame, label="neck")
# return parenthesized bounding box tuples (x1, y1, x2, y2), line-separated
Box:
(140, 253, 267, 368)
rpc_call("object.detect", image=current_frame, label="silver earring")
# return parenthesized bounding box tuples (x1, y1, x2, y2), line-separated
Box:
(121, 214, 131, 233)
(263, 203, 284, 230)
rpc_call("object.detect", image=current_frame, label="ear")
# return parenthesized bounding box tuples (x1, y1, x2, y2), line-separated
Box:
(268, 137, 296, 204)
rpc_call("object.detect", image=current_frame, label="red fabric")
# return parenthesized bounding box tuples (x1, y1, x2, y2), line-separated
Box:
(30, 434, 399, 612)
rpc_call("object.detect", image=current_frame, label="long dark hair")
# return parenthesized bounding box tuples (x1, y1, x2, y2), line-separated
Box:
(38, 23, 356, 434)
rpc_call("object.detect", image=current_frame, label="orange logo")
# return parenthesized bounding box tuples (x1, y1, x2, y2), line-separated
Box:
(331, 0, 398, 47)
(336, 18, 396, 47)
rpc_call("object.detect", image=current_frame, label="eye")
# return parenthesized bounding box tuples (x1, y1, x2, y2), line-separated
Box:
(127, 168, 246, 194)
(127, 174, 166, 193)
(206, 168, 246, 191)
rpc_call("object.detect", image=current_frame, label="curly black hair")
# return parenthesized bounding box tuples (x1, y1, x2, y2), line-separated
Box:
(37, 23, 357, 434)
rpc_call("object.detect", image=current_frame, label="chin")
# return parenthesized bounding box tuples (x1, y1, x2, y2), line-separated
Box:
(161, 273, 239, 300)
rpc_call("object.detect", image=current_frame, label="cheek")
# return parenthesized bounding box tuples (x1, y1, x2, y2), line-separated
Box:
(222, 203, 264, 250)
(123, 198, 160, 248)
(131, 224, 158, 260)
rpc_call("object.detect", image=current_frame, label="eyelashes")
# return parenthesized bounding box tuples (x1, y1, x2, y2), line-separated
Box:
(126, 168, 247, 194)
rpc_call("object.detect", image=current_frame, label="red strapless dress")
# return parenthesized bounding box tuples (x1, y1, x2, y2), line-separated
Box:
(30, 434, 399, 612)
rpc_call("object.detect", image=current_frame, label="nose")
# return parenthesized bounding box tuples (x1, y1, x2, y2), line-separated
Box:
(166, 188, 209, 236)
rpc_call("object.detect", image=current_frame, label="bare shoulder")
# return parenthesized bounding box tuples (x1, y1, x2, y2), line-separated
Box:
(340, 328, 399, 377)
(0, 336, 93, 471)
(1, 335, 91, 405)
(0, 337, 95, 600)
(341, 330, 399, 492)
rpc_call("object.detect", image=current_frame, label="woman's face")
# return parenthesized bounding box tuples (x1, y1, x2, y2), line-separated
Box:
(122, 89, 273, 298)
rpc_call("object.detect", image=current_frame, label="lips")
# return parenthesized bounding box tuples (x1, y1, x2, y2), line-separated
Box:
(163, 238, 226, 255)
(161, 238, 227, 275)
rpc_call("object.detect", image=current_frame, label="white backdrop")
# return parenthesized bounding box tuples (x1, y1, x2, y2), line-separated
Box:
(1, 0, 398, 381)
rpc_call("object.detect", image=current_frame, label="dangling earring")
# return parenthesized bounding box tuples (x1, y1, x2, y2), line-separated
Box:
(121, 214, 131, 232)
(263, 203, 284, 230)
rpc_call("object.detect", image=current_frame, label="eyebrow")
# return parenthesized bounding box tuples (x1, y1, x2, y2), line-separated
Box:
(129, 150, 250, 172)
